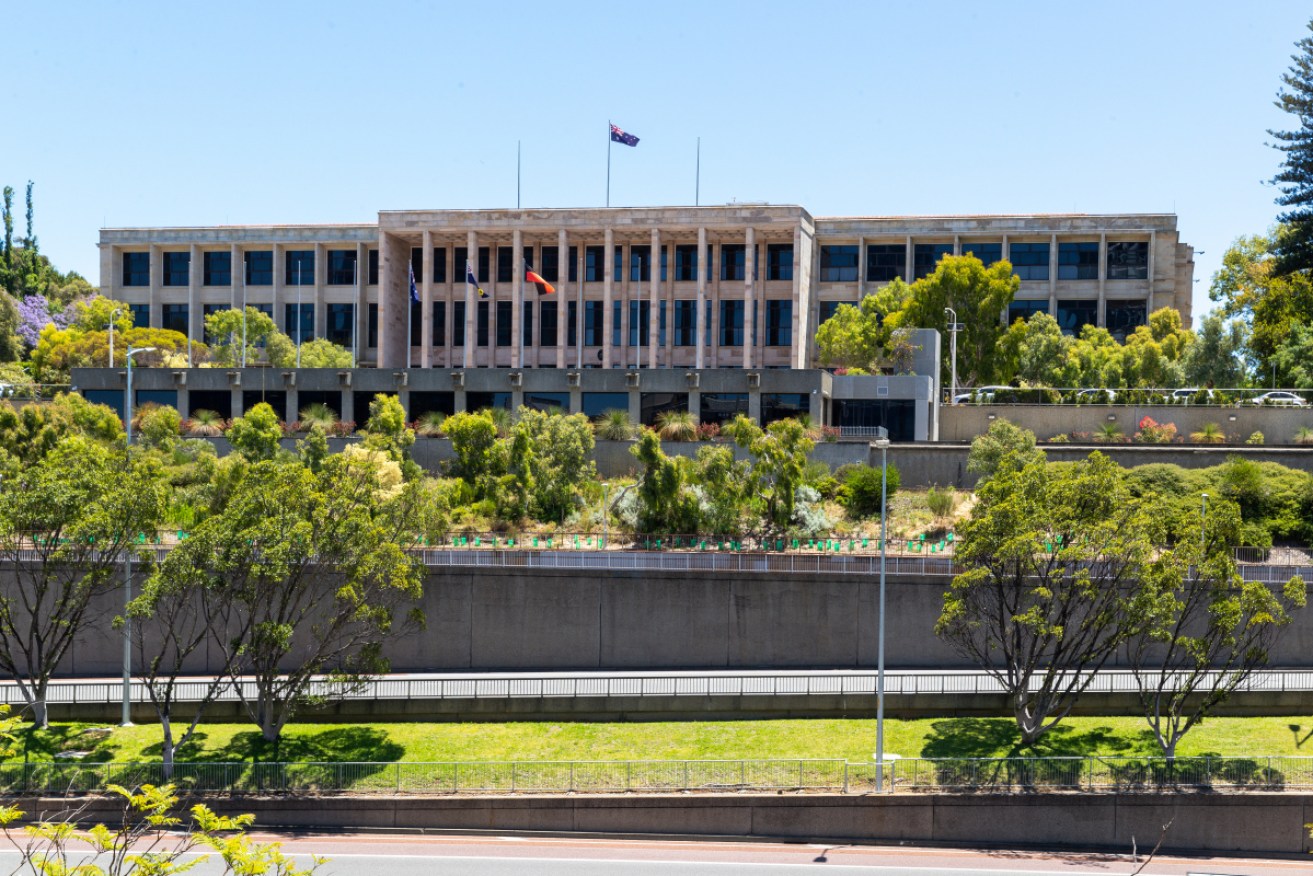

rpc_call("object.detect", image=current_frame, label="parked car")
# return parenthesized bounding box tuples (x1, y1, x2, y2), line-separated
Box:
(1074, 388, 1118, 404)
(953, 385, 1010, 404)
(1169, 388, 1215, 404)
(1240, 391, 1310, 407)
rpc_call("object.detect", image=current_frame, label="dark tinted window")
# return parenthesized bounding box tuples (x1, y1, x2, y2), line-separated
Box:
(162, 251, 190, 286)
(766, 300, 792, 346)
(1008, 300, 1049, 324)
(122, 252, 150, 286)
(245, 251, 273, 286)
(1058, 242, 1099, 280)
(767, 243, 793, 281)
(720, 244, 745, 281)
(1009, 242, 1049, 281)
(326, 303, 354, 346)
(960, 242, 1002, 266)
(820, 245, 858, 282)
(866, 244, 904, 282)
(327, 250, 356, 285)
(913, 243, 953, 279)
(162, 303, 189, 335)
(285, 250, 314, 285)
(1107, 241, 1148, 280)
(1056, 299, 1097, 335)
(203, 251, 231, 286)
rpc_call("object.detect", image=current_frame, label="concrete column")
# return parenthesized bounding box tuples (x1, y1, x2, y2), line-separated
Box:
(628, 388, 641, 424)
(688, 388, 701, 425)
(709, 242, 720, 367)
(617, 242, 628, 367)
(648, 227, 660, 369)
(230, 387, 243, 418)
(454, 389, 467, 413)
(557, 229, 568, 368)
(512, 228, 523, 368)
(1147, 230, 1157, 313)
(187, 244, 200, 357)
(176, 387, 190, 420)
(603, 227, 614, 368)
(743, 227, 755, 369)
(695, 226, 707, 369)
(354, 242, 367, 364)
(271, 243, 284, 331)
(422, 231, 434, 368)
(230, 244, 244, 312)
(747, 389, 762, 424)
(1097, 232, 1107, 328)
(314, 242, 327, 341)
(286, 387, 300, 423)
(857, 235, 866, 299)
(149, 244, 161, 327)
(341, 391, 354, 425)
(465, 231, 477, 368)
(903, 236, 913, 283)
(1048, 234, 1058, 316)
(953, 234, 961, 256)
(444, 243, 455, 366)
(791, 226, 803, 369)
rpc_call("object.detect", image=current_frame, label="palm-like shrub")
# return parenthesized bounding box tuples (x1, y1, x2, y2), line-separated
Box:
(415, 410, 448, 437)
(297, 403, 338, 433)
(1094, 422, 1124, 444)
(185, 408, 226, 437)
(655, 409, 697, 442)
(1189, 422, 1226, 445)
(594, 409, 635, 440)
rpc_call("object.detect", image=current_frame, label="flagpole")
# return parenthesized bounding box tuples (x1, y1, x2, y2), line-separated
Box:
(696, 137, 701, 207)
(606, 120, 612, 208)
(517, 140, 521, 210)
(405, 290, 411, 369)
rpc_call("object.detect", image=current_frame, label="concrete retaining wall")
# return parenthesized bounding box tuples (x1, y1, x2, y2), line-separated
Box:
(22, 793, 1313, 856)
(943, 403, 1313, 445)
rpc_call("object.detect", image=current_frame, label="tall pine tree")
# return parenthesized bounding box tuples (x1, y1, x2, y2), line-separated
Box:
(1271, 19, 1313, 276)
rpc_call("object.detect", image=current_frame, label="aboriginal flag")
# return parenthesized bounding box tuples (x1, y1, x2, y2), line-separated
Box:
(610, 123, 639, 147)
(526, 266, 555, 296)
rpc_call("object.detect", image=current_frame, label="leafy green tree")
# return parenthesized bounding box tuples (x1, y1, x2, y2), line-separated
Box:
(506, 407, 596, 523)
(1269, 19, 1313, 276)
(31, 325, 203, 383)
(815, 280, 914, 372)
(294, 337, 354, 367)
(838, 463, 900, 519)
(690, 443, 749, 535)
(1131, 501, 1306, 758)
(630, 430, 701, 535)
(204, 456, 424, 744)
(997, 312, 1073, 387)
(1209, 230, 1313, 378)
(72, 296, 135, 335)
(937, 452, 1159, 744)
(203, 306, 282, 367)
(724, 415, 814, 535)
(890, 254, 1019, 385)
(1068, 325, 1127, 389)
(137, 404, 182, 451)
(225, 402, 284, 462)
(1183, 313, 1249, 388)
(1271, 321, 1313, 387)
(362, 393, 416, 466)
(1120, 308, 1192, 388)
(0, 439, 167, 726)
(0, 393, 124, 465)
(443, 410, 506, 495)
(965, 418, 1044, 481)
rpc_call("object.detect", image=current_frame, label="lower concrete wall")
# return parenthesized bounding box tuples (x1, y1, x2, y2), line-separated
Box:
(24, 793, 1313, 855)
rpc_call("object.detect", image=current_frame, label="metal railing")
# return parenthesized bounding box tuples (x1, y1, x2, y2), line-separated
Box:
(3, 756, 1312, 796)
(13, 668, 1313, 707)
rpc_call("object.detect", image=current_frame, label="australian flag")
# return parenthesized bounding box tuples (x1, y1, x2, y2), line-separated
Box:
(408, 262, 420, 303)
(610, 123, 639, 147)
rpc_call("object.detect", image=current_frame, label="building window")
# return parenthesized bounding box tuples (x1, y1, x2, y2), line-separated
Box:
(497, 246, 514, 283)
(367, 303, 378, 348)
(820, 245, 858, 282)
(327, 250, 356, 285)
(613, 300, 623, 348)
(434, 248, 448, 284)
(244, 251, 273, 286)
(767, 243, 793, 281)
(700, 393, 749, 426)
(583, 300, 603, 346)
(122, 252, 150, 287)
(719, 300, 744, 346)
(866, 244, 905, 282)
(129, 303, 150, 327)
(584, 246, 605, 282)
(1007, 299, 1049, 324)
(539, 247, 559, 282)
(431, 301, 446, 346)
(1106, 301, 1147, 340)
(326, 303, 354, 346)
(203, 252, 231, 286)
(614, 246, 623, 281)
(1107, 241, 1148, 280)
(161, 303, 189, 336)
(660, 247, 668, 282)
(522, 301, 534, 346)
(452, 301, 465, 347)
(819, 300, 857, 326)
(721, 244, 746, 282)
(409, 301, 423, 345)
(1058, 242, 1099, 280)
(1056, 299, 1097, 335)
(630, 245, 651, 282)
(1009, 242, 1049, 281)
(628, 300, 666, 347)
(202, 303, 226, 344)
(494, 301, 512, 346)
(960, 242, 1002, 266)
(367, 250, 379, 285)
(477, 247, 490, 281)
(540, 301, 558, 346)
(284, 303, 314, 342)
(567, 246, 578, 283)
(762, 393, 808, 425)
(285, 250, 314, 285)
(583, 392, 629, 418)
(567, 301, 577, 346)
(766, 300, 792, 347)
(913, 243, 953, 279)
(674, 244, 699, 282)
(162, 251, 190, 287)
(477, 300, 490, 347)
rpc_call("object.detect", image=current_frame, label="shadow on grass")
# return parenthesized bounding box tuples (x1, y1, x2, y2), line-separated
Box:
(15, 724, 123, 762)
(919, 718, 1159, 759)
(176, 726, 405, 764)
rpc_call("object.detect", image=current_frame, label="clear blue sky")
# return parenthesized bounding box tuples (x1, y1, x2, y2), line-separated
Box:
(8, 1, 1311, 321)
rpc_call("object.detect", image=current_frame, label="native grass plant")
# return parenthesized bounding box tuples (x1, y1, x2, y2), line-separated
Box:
(1134, 416, 1178, 444)
(1094, 422, 1125, 444)
(655, 409, 698, 442)
(184, 408, 226, 437)
(1247, 431, 1265, 446)
(594, 408, 636, 441)
(412, 410, 447, 438)
(926, 485, 956, 519)
(1189, 422, 1227, 445)
(297, 403, 338, 433)
(1295, 426, 1313, 445)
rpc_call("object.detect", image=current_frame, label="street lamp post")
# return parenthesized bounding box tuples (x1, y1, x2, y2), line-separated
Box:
(122, 346, 156, 727)
(874, 430, 890, 791)
(944, 307, 959, 404)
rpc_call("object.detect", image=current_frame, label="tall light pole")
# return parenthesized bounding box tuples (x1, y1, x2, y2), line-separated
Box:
(108, 309, 121, 367)
(122, 345, 156, 727)
(874, 430, 890, 791)
(944, 307, 959, 404)
(295, 261, 304, 368)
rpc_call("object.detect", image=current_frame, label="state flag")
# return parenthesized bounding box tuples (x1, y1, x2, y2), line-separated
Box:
(466, 259, 487, 298)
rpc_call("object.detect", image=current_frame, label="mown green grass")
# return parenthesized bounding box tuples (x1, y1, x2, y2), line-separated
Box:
(13, 715, 1313, 764)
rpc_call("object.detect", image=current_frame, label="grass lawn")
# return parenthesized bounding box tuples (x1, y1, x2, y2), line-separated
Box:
(13, 715, 1313, 764)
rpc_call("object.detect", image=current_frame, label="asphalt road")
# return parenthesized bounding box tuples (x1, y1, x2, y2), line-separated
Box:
(0, 833, 1302, 875)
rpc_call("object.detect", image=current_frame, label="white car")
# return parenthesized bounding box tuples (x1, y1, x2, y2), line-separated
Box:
(1075, 388, 1117, 403)
(1169, 388, 1214, 404)
(953, 385, 1010, 404)
(1241, 391, 1309, 407)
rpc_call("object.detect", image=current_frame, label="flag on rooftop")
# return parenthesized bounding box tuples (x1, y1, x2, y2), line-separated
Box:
(466, 260, 487, 298)
(525, 265, 555, 296)
(408, 262, 419, 303)
(610, 123, 639, 147)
